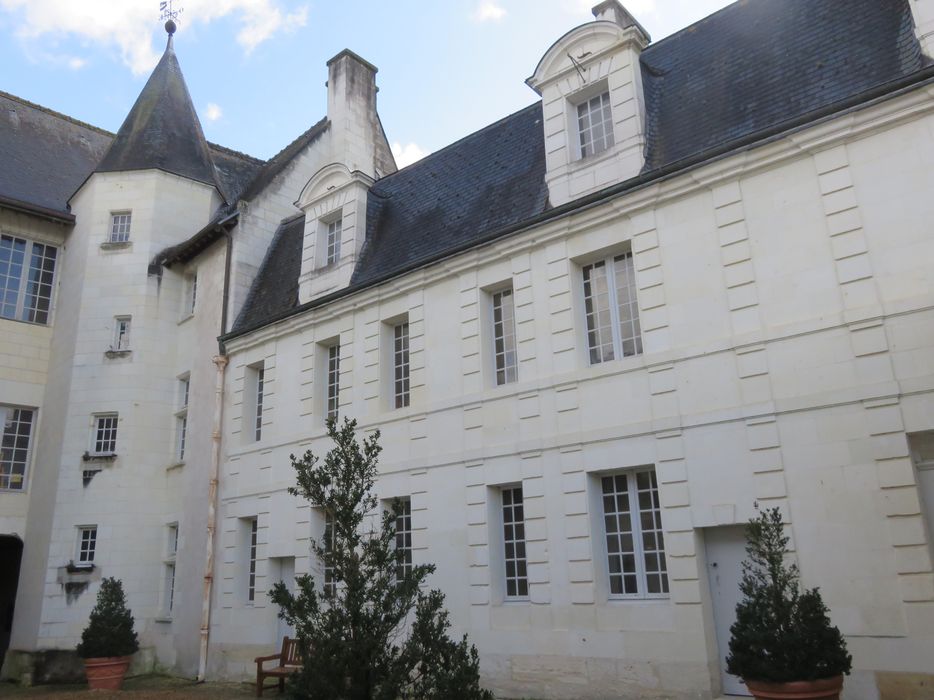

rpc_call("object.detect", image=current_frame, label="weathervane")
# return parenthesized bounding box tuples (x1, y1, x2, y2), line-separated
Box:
(159, 0, 183, 35)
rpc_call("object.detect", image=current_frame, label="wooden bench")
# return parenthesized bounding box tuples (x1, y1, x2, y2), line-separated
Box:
(254, 636, 302, 696)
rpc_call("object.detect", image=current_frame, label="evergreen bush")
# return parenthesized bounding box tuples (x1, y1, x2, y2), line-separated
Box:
(726, 507, 852, 683)
(270, 417, 494, 700)
(76, 577, 139, 659)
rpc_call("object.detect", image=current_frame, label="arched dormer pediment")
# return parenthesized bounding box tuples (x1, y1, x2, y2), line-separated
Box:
(295, 162, 374, 211)
(526, 21, 648, 95)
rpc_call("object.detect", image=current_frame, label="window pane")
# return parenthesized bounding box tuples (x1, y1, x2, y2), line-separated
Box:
(394, 498, 413, 581)
(583, 261, 614, 364)
(502, 486, 528, 599)
(326, 219, 342, 265)
(393, 322, 410, 408)
(577, 91, 614, 158)
(613, 252, 643, 357)
(254, 367, 264, 441)
(492, 289, 518, 385)
(0, 407, 34, 490)
(327, 344, 340, 420)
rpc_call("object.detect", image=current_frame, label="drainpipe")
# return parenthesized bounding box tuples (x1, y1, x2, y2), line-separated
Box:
(198, 353, 227, 681)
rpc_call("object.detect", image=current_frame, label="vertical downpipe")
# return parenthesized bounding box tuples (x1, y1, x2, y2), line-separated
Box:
(198, 354, 228, 681)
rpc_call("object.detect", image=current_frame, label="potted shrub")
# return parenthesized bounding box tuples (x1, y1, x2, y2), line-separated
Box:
(727, 508, 852, 699)
(76, 577, 139, 690)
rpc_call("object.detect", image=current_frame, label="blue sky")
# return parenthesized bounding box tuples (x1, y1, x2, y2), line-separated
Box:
(0, 0, 734, 165)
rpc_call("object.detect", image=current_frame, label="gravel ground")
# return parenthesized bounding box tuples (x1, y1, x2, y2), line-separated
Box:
(0, 675, 256, 699)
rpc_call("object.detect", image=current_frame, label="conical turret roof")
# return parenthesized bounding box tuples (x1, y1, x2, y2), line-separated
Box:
(94, 34, 218, 189)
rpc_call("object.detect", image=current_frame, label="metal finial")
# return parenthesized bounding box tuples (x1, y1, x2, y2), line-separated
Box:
(159, 1, 183, 35)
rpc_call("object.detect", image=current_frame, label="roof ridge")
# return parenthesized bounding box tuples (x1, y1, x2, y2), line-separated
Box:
(0, 89, 114, 138)
(207, 141, 265, 164)
(235, 117, 329, 202)
(374, 100, 542, 183)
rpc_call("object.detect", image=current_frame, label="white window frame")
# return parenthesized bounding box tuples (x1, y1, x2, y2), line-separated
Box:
(501, 485, 529, 600)
(392, 321, 410, 409)
(109, 212, 132, 243)
(599, 468, 669, 599)
(582, 251, 642, 365)
(0, 405, 35, 491)
(576, 90, 615, 159)
(254, 366, 265, 441)
(113, 316, 131, 351)
(76, 525, 97, 568)
(90, 413, 118, 456)
(162, 523, 178, 615)
(491, 287, 518, 386)
(247, 517, 258, 603)
(0, 233, 58, 326)
(183, 273, 197, 317)
(326, 343, 340, 422)
(393, 498, 412, 582)
(325, 217, 342, 265)
(175, 376, 189, 462)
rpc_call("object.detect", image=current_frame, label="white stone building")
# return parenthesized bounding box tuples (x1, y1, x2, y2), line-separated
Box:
(2, 1, 934, 698)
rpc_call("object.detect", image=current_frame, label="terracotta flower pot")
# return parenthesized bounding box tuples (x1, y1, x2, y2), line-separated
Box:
(744, 675, 844, 700)
(84, 656, 132, 691)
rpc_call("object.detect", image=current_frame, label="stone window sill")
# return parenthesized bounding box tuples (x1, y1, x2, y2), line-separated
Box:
(154, 616, 173, 624)
(166, 461, 185, 472)
(104, 349, 132, 359)
(100, 241, 132, 251)
(83, 452, 117, 463)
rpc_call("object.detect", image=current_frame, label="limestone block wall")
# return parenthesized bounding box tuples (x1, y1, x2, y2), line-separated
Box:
(213, 90, 934, 697)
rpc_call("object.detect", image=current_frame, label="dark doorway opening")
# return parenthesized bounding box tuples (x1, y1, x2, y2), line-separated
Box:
(0, 535, 23, 671)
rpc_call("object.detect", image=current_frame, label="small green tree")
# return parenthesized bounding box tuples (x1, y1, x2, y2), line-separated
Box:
(726, 507, 852, 683)
(270, 418, 494, 700)
(76, 577, 139, 659)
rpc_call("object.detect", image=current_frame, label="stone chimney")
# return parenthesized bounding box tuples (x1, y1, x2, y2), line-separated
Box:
(592, 0, 651, 42)
(326, 49, 395, 178)
(911, 0, 934, 55)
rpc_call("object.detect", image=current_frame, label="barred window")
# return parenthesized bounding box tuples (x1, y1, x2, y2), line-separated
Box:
(92, 414, 118, 455)
(502, 486, 529, 599)
(577, 91, 614, 158)
(327, 344, 340, 421)
(0, 406, 35, 490)
(77, 526, 97, 567)
(393, 322, 410, 409)
(601, 469, 668, 597)
(0, 234, 57, 325)
(109, 212, 132, 243)
(583, 252, 642, 364)
(492, 288, 517, 386)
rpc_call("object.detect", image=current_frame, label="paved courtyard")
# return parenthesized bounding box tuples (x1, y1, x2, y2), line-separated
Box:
(0, 675, 256, 698)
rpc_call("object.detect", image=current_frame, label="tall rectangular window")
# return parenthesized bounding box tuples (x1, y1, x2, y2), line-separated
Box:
(76, 525, 97, 568)
(163, 524, 178, 615)
(109, 212, 132, 243)
(326, 218, 342, 265)
(247, 518, 258, 602)
(176, 377, 189, 461)
(502, 486, 529, 599)
(113, 316, 131, 351)
(185, 273, 197, 317)
(577, 91, 614, 158)
(394, 498, 412, 582)
(0, 406, 35, 491)
(0, 234, 57, 325)
(393, 322, 410, 409)
(601, 469, 668, 597)
(491, 288, 517, 386)
(323, 512, 335, 596)
(909, 432, 934, 550)
(327, 344, 340, 421)
(583, 252, 642, 365)
(91, 414, 118, 455)
(254, 367, 265, 441)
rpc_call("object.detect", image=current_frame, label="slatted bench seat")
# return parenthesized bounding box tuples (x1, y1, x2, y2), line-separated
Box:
(254, 636, 302, 696)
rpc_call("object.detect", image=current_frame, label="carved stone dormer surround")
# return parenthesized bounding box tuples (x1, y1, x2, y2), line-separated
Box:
(296, 162, 374, 304)
(526, 0, 650, 207)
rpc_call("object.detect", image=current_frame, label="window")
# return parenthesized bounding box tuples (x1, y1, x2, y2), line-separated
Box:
(247, 518, 258, 602)
(323, 511, 335, 596)
(91, 414, 118, 455)
(491, 288, 517, 386)
(501, 486, 529, 599)
(254, 367, 265, 441)
(394, 498, 412, 581)
(326, 344, 340, 421)
(582, 251, 642, 364)
(184, 273, 197, 317)
(600, 469, 668, 597)
(176, 377, 189, 461)
(0, 234, 57, 325)
(577, 91, 614, 158)
(113, 316, 131, 351)
(0, 406, 35, 491)
(109, 212, 132, 243)
(909, 432, 934, 552)
(76, 525, 97, 568)
(325, 218, 342, 265)
(163, 524, 178, 615)
(393, 322, 410, 409)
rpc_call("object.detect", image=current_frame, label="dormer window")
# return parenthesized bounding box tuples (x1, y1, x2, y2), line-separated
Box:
(577, 91, 614, 158)
(325, 217, 342, 265)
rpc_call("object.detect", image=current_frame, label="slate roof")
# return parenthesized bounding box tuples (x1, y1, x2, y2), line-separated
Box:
(0, 91, 112, 218)
(231, 0, 932, 336)
(94, 36, 219, 190)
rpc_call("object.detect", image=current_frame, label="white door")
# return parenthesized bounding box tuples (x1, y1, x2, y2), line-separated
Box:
(704, 526, 750, 696)
(270, 557, 296, 642)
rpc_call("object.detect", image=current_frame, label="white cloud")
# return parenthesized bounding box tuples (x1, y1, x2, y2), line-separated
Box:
(67, 56, 86, 70)
(473, 1, 506, 22)
(391, 142, 430, 169)
(205, 102, 223, 122)
(0, 0, 310, 74)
